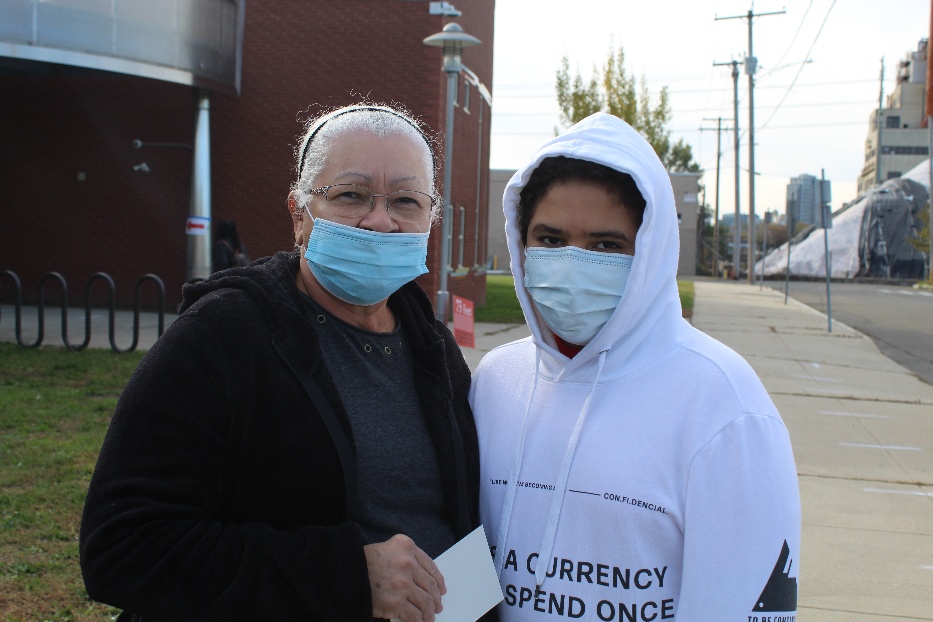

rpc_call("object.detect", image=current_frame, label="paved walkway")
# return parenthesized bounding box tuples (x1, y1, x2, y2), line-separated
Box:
(2, 281, 932, 619)
(0, 304, 175, 351)
(693, 280, 933, 621)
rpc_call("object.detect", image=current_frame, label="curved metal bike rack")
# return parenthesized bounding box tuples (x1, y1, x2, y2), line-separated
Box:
(0, 270, 166, 353)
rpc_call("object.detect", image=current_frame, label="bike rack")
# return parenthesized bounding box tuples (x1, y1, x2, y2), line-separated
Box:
(0, 270, 166, 353)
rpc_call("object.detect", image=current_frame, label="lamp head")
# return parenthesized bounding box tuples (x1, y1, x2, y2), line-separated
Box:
(423, 23, 481, 72)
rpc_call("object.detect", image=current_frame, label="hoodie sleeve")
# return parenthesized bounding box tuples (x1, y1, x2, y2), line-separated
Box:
(79, 300, 373, 621)
(678, 413, 801, 618)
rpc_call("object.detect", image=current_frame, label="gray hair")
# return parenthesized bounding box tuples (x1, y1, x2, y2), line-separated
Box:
(291, 104, 440, 220)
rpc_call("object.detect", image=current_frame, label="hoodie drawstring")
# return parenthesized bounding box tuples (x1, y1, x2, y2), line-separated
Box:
(493, 349, 542, 577)
(534, 349, 608, 585)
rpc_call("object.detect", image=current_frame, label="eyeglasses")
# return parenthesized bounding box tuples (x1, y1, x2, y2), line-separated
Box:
(310, 184, 435, 224)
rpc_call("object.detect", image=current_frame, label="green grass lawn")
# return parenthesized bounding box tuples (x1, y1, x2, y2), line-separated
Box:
(474, 274, 527, 323)
(0, 343, 136, 621)
(678, 280, 695, 319)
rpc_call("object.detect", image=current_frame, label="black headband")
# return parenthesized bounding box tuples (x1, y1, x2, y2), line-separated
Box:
(297, 105, 436, 182)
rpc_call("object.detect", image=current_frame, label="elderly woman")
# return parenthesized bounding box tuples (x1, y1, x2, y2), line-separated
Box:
(80, 104, 485, 622)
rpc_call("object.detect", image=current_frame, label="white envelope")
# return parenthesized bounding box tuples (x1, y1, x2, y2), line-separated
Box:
(391, 525, 503, 622)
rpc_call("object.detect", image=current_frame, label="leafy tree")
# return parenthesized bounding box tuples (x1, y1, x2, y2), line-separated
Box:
(667, 139, 701, 174)
(556, 46, 701, 173)
(556, 56, 602, 128)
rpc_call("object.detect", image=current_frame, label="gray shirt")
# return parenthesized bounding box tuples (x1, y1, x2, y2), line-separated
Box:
(301, 293, 456, 558)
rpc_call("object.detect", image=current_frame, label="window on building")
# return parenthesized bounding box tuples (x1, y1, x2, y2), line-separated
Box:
(463, 81, 471, 113)
(886, 116, 900, 128)
(887, 171, 902, 179)
(882, 145, 930, 155)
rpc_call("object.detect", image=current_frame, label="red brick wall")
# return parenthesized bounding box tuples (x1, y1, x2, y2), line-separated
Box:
(0, 0, 493, 313)
(0, 72, 194, 309)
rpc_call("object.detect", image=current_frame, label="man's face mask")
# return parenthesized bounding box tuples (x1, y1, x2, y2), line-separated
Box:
(523, 246, 633, 345)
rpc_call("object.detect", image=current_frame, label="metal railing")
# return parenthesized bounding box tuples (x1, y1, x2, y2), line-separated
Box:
(0, 270, 165, 353)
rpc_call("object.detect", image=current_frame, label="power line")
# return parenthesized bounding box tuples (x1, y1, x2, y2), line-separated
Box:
(494, 100, 875, 118)
(492, 118, 868, 138)
(493, 77, 877, 96)
(758, 0, 839, 131)
(686, 120, 867, 130)
(766, 0, 814, 75)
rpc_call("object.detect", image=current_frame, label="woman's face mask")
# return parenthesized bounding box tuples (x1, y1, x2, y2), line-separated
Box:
(304, 218, 429, 306)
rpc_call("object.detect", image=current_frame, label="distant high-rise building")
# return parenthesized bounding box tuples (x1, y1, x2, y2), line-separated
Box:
(720, 213, 760, 227)
(786, 174, 830, 226)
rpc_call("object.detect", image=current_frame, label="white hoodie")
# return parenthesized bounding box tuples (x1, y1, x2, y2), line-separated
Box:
(470, 113, 800, 621)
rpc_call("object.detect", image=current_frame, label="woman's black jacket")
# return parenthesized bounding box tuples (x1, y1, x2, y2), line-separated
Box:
(80, 251, 486, 621)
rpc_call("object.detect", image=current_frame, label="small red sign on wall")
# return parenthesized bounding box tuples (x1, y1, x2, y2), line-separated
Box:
(186, 216, 210, 235)
(452, 295, 475, 349)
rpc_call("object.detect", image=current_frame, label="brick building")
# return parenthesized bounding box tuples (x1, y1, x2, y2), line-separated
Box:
(0, 0, 493, 312)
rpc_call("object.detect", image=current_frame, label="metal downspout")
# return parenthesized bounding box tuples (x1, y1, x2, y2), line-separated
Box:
(186, 90, 212, 281)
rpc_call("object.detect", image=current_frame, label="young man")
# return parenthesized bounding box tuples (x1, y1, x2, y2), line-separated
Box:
(471, 112, 800, 620)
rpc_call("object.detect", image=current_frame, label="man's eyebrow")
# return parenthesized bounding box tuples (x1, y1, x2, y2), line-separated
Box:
(587, 229, 634, 241)
(529, 223, 564, 235)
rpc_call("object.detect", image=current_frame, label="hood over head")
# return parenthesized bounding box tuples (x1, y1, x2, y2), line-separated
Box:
(503, 112, 683, 379)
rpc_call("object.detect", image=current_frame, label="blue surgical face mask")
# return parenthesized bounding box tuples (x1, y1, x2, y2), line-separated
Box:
(523, 246, 634, 346)
(303, 218, 429, 306)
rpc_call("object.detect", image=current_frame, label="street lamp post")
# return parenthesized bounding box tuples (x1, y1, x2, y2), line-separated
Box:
(423, 22, 481, 323)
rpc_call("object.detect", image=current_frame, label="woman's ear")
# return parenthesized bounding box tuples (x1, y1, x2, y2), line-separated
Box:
(288, 192, 302, 218)
(289, 192, 315, 252)
(288, 192, 304, 229)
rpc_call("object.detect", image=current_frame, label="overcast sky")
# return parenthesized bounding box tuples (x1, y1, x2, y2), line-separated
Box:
(488, 0, 930, 220)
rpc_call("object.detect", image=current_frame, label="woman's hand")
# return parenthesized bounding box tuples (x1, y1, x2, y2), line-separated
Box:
(364, 534, 447, 621)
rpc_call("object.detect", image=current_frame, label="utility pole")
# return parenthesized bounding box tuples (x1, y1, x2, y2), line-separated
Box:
(717, 8, 784, 284)
(714, 59, 742, 279)
(876, 58, 886, 185)
(701, 117, 734, 279)
(784, 209, 793, 305)
(697, 187, 706, 274)
(759, 210, 770, 290)
(929, 114, 933, 281)
(820, 168, 833, 332)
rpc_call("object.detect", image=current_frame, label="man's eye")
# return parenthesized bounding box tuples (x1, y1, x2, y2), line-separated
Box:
(594, 241, 621, 250)
(539, 236, 564, 246)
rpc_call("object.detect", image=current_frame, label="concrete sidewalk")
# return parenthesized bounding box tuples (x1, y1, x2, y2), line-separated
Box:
(0, 304, 176, 351)
(692, 280, 933, 621)
(3, 282, 932, 619)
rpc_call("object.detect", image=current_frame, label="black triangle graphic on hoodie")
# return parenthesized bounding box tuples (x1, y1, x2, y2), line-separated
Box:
(752, 540, 798, 612)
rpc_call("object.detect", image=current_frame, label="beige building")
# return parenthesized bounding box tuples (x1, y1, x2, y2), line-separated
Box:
(487, 168, 701, 276)
(670, 172, 701, 276)
(487, 169, 515, 271)
(858, 39, 930, 194)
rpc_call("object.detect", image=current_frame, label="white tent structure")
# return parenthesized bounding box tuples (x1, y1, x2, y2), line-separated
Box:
(758, 160, 930, 279)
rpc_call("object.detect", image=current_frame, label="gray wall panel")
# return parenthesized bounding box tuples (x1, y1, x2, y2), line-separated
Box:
(0, 0, 243, 91)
